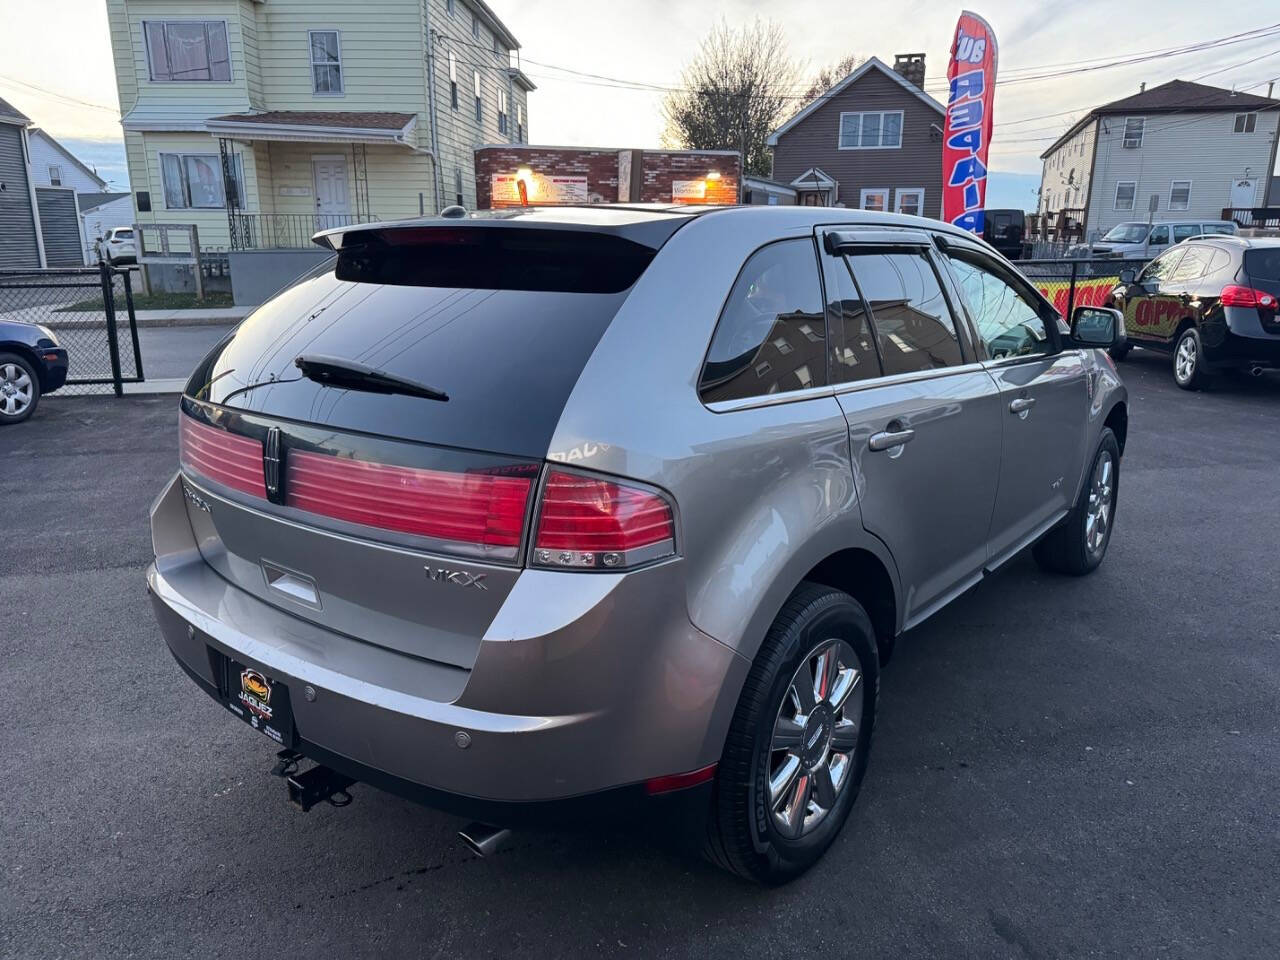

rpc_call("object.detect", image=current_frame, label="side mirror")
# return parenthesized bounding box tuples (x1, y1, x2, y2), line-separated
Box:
(1119, 268, 1136, 285)
(1070, 306, 1123, 349)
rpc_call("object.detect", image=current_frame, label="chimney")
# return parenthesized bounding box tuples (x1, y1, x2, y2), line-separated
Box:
(893, 53, 926, 90)
(1139, 82, 1146, 93)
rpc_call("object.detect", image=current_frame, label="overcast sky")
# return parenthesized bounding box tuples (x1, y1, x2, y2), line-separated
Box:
(2, 0, 1278, 202)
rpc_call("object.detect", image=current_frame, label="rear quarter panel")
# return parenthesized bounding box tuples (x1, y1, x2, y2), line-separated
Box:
(545, 210, 901, 663)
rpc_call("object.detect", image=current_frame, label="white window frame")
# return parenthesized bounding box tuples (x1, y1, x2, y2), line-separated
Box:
(860, 188, 890, 212)
(1233, 113, 1257, 134)
(497, 87, 508, 135)
(1169, 180, 1192, 211)
(894, 187, 925, 216)
(1122, 117, 1145, 148)
(308, 30, 344, 96)
(47, 164, 62, 187)
(1113, 180, 1137, 211)
(142, 19, 232, 83)
(159, 151, 243, 210)
(471, 12, 480, 38)
(837, 110, 904, 150)
(473, 70, 483, 123)
(517, 102, 525, 141)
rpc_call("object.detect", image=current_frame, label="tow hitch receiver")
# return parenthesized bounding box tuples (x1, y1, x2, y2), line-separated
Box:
(271, 749, 356, 812)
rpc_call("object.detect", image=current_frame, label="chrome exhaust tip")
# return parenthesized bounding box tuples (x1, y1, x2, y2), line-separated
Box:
(459, 822, 512, 857)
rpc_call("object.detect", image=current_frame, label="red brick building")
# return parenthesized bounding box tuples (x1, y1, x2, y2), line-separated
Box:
(474, 145, 741, 208)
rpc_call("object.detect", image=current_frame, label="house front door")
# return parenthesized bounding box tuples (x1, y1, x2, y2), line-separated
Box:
(1230, 177, 1256, 210)
(313, 156, 350, 229)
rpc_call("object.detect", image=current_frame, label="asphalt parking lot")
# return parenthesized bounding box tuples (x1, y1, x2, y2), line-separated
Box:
(2, 352, 1278, 959)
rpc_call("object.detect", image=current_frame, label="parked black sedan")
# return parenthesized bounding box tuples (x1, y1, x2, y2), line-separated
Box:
(0, 317, 68, 423)
(1105, 236, 1280, 389)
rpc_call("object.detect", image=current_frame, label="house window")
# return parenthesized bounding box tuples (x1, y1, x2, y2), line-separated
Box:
(494, 36, 501, 57)
(472, 12, 480, 38)
(1234, 113, 1257, 134)
(143, 21, 231, 82)
(474, 71, 482, 123)
(446, 0, 455, 14)
(497, 88, 508, 135)
(1169, 180, 1192, 211)
(517, 103, 525, 142)
(449, 51, 458, 110)
(1114, 180, 1136, 211)
(454, 168, 463, 207)
(160, 152, 243, 209)
(48, 165, 62, 187)
(1122, 117, 1144, 148)
(838, 111, 903, 149)
(894, 188, 925, 217)
(309, 31, 343, 94)
(860, 188, 889, 212)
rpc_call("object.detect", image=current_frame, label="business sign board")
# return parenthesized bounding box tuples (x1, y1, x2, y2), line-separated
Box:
(672, 179, 707, 202)
(490, 173, 589, 207)
(942, 10, 998, 234)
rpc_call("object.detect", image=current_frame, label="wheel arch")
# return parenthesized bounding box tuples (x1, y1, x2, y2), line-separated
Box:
(0, 343, 47, 391)
(1103, 400, 1128, 456)
(800, 548, 899, 664)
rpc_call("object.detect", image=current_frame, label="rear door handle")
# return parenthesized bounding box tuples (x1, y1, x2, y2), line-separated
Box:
(1009, 397, 1037, 415)
(868, 428, 915, 451)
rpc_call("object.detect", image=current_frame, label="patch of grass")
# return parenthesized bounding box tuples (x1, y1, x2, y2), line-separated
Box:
(57, 291, 235, 312)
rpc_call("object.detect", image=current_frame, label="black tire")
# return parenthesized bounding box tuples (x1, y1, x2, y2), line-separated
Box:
(0, 352, 40, 425)
(1172, 326, 1212, 390)
(704, 582, 879, 884)
(1033, 427, 1120, 576)
(1108, 341, 1131, 362)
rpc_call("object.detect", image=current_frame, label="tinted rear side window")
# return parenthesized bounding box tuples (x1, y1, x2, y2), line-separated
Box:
(1244, 249, 1280, 282)
(825, 255, 882, 383)
(846, 251, 963, 374)
(699, 239, 827, 403)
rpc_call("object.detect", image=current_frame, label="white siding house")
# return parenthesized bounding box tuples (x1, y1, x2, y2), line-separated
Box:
(1038, 80, 1280, 243)
(106, 0, 531, 249)
(27, 129, 108, 193)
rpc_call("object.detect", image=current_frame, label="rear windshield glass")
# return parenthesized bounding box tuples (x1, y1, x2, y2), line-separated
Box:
(330, 226, 656, 294)
(1244, 249, 1280, 282)
(1102, 223, 1148, 243)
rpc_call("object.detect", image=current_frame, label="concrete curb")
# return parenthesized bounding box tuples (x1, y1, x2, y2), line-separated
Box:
(44, 308, 249, 330)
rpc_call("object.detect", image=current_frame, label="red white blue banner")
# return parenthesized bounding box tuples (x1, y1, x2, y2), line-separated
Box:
(943, 11, 998, 233)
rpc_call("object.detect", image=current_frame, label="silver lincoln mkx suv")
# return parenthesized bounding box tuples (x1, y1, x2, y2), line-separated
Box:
(147, 205, 1128, 883)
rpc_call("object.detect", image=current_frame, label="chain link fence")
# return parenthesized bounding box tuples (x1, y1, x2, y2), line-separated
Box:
(0, 264, 143, 396)
(1014, 258, 1150, 318)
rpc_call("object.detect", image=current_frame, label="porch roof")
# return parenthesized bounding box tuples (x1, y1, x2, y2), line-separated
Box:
(205, 111, 418, 146)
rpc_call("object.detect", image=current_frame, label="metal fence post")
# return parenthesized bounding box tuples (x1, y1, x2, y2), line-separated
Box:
(122, 268, 144, 383)
(1066, 260, 1079, 319)
(99, 261, 124, 397)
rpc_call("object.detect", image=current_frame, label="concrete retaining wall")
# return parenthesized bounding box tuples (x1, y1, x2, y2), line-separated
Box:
(229, 249, 334, 306)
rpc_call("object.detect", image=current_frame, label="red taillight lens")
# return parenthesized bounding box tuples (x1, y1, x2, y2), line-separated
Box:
(285, 449, 533, 551)
(179, 415, 266, 499)
(1221, 284, 1277, 309)
(533, 469, 675, 569)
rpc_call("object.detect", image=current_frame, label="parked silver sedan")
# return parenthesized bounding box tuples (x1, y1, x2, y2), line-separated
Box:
(146, 205, 1128, 883)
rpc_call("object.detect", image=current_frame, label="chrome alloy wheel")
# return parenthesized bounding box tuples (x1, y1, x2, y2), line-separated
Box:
(768, 638, 864, 839)
(1086, 449, 1114, 557)
(1175, 334, 1197, 384)
(0, 363, 33, 417)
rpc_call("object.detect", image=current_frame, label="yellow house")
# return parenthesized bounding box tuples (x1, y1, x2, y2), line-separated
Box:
(107, 0, 534, 252)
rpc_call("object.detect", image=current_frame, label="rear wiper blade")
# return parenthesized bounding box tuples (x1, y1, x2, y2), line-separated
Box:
(294, 354, 449, 402)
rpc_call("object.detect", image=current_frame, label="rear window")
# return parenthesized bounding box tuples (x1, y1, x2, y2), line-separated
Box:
(329, 226, 655, 294)
(115, 229, 133, 239)
(1244, 249, 1280, 282)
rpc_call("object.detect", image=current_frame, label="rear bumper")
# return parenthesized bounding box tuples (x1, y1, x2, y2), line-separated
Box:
(1206, 310, 1280, 368)
(146, 473, 748, 812)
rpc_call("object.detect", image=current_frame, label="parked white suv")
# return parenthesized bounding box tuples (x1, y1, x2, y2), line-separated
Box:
(98, 226, 136, 265)
(1070, 220, 1237, 260)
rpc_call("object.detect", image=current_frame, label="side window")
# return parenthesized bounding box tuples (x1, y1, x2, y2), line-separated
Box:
(847, 250, 963, 375)
(943, 252, 1051, 359)
(1138, 248, 1185, 284)
(1172, 224, 1198, 244)
(824, 254, 882, 383)
(1206, 248, 1233, 275)
(1169, 246, 1211, 284)
(699, 239, 827, 403)
(1148, 225, 1169, 245)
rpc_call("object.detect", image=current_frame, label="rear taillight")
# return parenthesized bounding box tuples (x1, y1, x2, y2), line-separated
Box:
(532, 469, 675, 570)
(285, 450, 534, 553)
(1221, 284, 1278, 309)
(179, 415, 266, 499)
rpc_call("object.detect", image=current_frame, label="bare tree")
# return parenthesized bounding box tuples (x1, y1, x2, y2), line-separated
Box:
(661, 19, 799, 177)
(798, 53, 866, 110)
